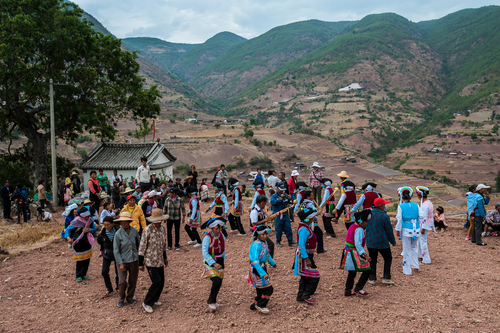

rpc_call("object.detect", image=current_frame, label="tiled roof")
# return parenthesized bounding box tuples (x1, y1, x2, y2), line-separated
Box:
(79, 142, 176, 170)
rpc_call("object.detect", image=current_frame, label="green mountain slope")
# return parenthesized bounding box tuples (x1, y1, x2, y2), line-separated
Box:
(419, 5, 500, 112)
(190, 19, 356, 98)
(170, 32, 247, 81)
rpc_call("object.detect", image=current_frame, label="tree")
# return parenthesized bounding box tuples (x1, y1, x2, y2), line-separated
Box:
(134, 119, 154, 142)
(0, 0, 161, 183)
(193, 113, 198, 119)
(496, 169, 500, 192)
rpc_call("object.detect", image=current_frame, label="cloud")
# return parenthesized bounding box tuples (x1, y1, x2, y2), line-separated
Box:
(72, 0, 497, 43)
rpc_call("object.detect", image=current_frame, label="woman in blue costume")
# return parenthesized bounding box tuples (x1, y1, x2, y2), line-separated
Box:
(247, 225, 276, 314)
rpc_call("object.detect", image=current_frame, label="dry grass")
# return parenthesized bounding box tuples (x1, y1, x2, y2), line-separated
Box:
(0, 221, 62, 251)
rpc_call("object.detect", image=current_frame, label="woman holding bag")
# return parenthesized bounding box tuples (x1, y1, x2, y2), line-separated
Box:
(340, 209, 372, 297)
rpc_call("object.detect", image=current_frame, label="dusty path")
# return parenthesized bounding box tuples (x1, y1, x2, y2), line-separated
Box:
(1, 211, 499, 332)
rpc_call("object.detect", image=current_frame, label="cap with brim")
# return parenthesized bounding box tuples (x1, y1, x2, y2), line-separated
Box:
(4, 180, 10, 184)
(116, 212, 134, 222)
(176, 178, 181, 181)
(373, 198, 390, 206)
(148, 191, 158, 198)
(201, 217, 227, 229)
(127, 194, 136, 201)
(476, 184, 491, 191)
(337, 171, 349, 178)
(147, 208, 169, 223)
(135, 184, 141, 189)
(277, 182, 287, 191)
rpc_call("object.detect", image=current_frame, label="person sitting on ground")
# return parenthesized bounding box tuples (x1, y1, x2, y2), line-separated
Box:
(241, 184, 251, 197)
(100, 202, 117, 224)
(200, 178, 210, 202)
(433, 206, 448, 231)
(36, 207, 52, 222)
(483, 203, 500, 237)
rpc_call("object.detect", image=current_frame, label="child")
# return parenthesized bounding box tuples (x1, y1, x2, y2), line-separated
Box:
(247, 225, 276, 314)
(62, 208, 77, 247)
(37, 207, 52, 222)
(341, 210, 372, 296)
(434, 206, 448, 231)
(64, 183, 72, 205)
(100, 202, 117, 224)
(200, 178, 210, 203)
(241, 184, 251, 197)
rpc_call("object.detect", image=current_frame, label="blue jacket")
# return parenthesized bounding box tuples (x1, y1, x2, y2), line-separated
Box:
(366, 208, 396, 249)
(270, 192, 289, 215)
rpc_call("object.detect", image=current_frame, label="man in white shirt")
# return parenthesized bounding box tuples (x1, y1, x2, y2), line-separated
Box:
(136, 157, 150, 193)
(216, 164, 228, 195)
(112, 170, 122, 185)
(266, 170, 279, 196)
(249, 194, 274, 258)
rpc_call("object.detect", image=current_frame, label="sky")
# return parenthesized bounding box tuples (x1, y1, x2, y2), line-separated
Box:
(72, 0, 499, 44)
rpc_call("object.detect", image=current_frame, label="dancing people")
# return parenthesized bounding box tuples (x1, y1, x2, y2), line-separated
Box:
(228, 178, 246, 235)
(416, 186, 435, 264)
(319, 178, 337, 238)
(185, 186, 202, 248)
(250, 195, 275, 257)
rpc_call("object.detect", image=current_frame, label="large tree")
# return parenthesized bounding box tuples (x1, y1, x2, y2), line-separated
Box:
(0, 0, 161, 183)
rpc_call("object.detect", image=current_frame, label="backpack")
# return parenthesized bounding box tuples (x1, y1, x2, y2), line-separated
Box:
(16, 188, 29, 205)
(211, 171, 218, 185)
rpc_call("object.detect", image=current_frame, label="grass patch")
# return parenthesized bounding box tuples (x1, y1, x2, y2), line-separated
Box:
(0, 221, 62, 251)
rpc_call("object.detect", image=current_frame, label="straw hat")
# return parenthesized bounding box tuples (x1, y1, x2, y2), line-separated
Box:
(123, 187, 134, 194)
(146, 208, 169, 223)
(115, 212, 134, 222)
(83, 199, 94, 206)
(71, 171, 79, 176)
(337, 171, 349, 178)
(184, 175, 193, 182)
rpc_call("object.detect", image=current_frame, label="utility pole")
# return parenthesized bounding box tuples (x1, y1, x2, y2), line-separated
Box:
(50, 79, 57, 206)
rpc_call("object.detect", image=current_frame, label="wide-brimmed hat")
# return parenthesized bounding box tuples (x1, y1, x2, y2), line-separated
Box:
(71, 171, 79, 176)
(83, 199, 94, 206)
(116, 212, 134, 222)
(123, 187, 134, 194)
(146, 208, 168, 223)
(311, 162, 320, 168)
(148, 190, 158, 198)
(184, 175, 193, 182)
(337, 171, 349, 178)
(142, 191, 150, 199)
(291, 170, 299, 177)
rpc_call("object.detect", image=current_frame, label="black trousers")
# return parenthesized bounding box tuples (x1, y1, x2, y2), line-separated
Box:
(345, 269, 371, 293)
(322, 216, 336, 236)
(76, 258, 90, 278)
(471, 215, 484, 245)
(208, 277, 223, 304)
(228, 214, 246, 234)
(113, 198, 120, 210)
(314, 225, 325, 252)
(140, 182, 150, 194)
(17, 204, 29, 223)
(297, 276, 320, 301)
(3, 202, 11, 219)
(434, 220, 447, 230)
(266, 238, 275, 259)
(367, 247, 392, 281)
(102, 257, 119, 292)
(345, 222, 354, 230)
(254, 285, 274, 308)
(167, 219, 181, 247)
(184, 225, 201, 244)
(144, 266, 165, 306)
(40, 199, 56, 213)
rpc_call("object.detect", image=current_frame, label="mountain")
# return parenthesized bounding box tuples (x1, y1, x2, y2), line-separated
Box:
(419, 6, 500, 112)
(189, 20, 356, 99)
(122, 32, 246, 82)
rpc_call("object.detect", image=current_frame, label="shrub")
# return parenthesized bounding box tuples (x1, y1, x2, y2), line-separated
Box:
(174, 161, 190, 174)
(127, 130, 133, 136)
(426, 169, 436, 175)
(244, 129, 254, 137)
(252, 138, 262, 147)
(170, 119, 175, 123)
(236, 159, 246, 168)
(215, 123, 220, 128)
(75, 135, 92, 143)
(234, 139, 241, 143)
(76, 148, 87, 159)
(249, 157, 272, 169)
(225, 164, 236, 172)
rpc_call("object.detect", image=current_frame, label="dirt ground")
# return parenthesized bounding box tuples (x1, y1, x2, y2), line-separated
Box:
(1, 202, 499, 333)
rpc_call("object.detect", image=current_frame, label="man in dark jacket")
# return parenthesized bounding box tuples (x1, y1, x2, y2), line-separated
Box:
(0, 180, 13, 220)
(12, 184, 30, 224)
(97, 216, 120, 296)
(366, 198, 396, 285)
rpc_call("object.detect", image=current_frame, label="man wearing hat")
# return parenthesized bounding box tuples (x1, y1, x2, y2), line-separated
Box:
(469, 184, 491, 246)
(174, 178, 184, 191)
(350, 182, 381, 221)
(337, 171, 349, 193)
(113, 212, 141, 307)
(139, 209, 169, 313)
(309, 162, 324, 206)
(118, 187, 134, 211)
(366, 198, 396, 285)
(164, 187, 186, 250)
(228, 178, 246, 235)
(71, 171, 81, 194)
(1, 180, 13, 220)
(271, 182, 295, 247)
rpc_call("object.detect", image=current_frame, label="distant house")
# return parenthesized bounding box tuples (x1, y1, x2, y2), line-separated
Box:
(274, 98, 291, 105)
(79, 142, 177, 185)
(339, 83, 362, 92)
(185, 118, 198, 123)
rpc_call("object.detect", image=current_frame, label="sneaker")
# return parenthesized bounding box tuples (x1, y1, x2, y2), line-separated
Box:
(289, 241, 297, 245)
(276, 243, 283, 248)
(303, 298, 315, 304)
(481, 232, 486, 237)
(353, 290, 369, 296)
(465, 236, 471, 241)
(477, 243, 487, 246)
(367, 280, 376, 285)
(187, 240, 197, 245)
(166, 246, 172, 251)
(193, 243, 202, 248)
(127, 299, 137, 305)
(230, 230, 237, 233)
(382, 279, 395, 285)
(154, 301, 162, 306)
(237, 233, 246, 236)
(208, 303, 217, 312)
(117, 300, 125, 308)
(83, 276, 89, 280)
(142, 303, 153, 313)
(76, 277, 83, 282)
(344, 292, 354, 297)
(256, 306, 270, 313)
(175, 246, 180, 251)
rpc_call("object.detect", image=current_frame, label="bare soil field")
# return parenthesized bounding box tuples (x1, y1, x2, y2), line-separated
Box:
(1, 204, 499, 333)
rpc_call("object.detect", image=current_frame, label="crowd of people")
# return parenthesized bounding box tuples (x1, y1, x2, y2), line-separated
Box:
(2, 157, 497, 315)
